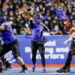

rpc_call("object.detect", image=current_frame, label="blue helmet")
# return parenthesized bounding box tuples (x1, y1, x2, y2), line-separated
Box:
(34, 14, 42, 19)
(34, 14, 43, 24)
(0, 15, 4, 25)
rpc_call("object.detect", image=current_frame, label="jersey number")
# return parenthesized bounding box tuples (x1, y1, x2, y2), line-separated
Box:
(37, 29, 42, 37)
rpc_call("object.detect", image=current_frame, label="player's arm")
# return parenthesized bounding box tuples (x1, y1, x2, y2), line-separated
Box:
(40, 22, 50, 33)
(23, 18, 34, 35)
(25, 18, 34, 35)
(29, 18, 34, 28)
(64, 35, 72, 44)
(0, 25, 9, 31)
(23, 24, 31, 35)
(24, 23, 32, 35)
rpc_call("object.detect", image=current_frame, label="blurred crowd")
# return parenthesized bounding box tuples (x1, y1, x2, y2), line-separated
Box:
(0, 0, 75, 35)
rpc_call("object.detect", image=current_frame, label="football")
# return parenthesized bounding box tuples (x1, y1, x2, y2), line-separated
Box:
(65, 21, 72, 31)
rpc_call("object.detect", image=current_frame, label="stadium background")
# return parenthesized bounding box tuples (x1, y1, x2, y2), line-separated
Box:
(0, 0, 75, 68)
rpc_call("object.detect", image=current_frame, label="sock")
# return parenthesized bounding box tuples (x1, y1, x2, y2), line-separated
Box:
(33, 64, 36, 68)
(22, 65, 27, 70)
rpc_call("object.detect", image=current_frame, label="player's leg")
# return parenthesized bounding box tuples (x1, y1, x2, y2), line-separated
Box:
(32, 49, 37, 72)
(64, 41, 75, 70)
(38, 44, 46, 72)
(0, 41, 3, 72)
(64, 51, 73, 68)
(11, 39, 27, 73)
(57, 51, 73, 73)
(57, 41, 75, 73)
(1, 56, 12, 69)
(15, 56, 27, 71)
(0, 44, 10, 72)
(31, 41, 37, 72)
(0, 58, 2, 73)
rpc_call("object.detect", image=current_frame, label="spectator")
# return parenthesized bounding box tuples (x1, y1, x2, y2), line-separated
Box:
(50, 19, 59, 30)
(50, 6, 56, 20)
(13, 29, 18, 35)
(51, 25, 63, 35)
(0, 0, 2, 9)
(56, 7, 64, 21)
(44, 11, 50, 20)
(67, 6, 72, 17)
(0, 0, 74, 35)
(62, 11, 69, 21)
(19, 28, 25, 35)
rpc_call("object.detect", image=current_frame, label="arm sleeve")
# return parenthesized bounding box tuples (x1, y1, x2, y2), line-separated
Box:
(30, 20, 34, 29)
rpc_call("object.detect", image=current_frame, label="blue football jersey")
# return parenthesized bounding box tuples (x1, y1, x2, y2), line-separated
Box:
(0, 22, 16, 44)
(31, 22, 44, 41)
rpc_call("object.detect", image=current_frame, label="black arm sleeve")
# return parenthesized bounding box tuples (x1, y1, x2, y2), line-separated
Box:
(30, 20, 34, 29)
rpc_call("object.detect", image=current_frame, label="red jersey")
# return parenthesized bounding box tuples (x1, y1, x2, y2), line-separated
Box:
(69, 28, 75, 35)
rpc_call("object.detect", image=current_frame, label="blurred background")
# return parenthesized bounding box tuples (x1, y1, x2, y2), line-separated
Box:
(0, 0, 75, 35)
